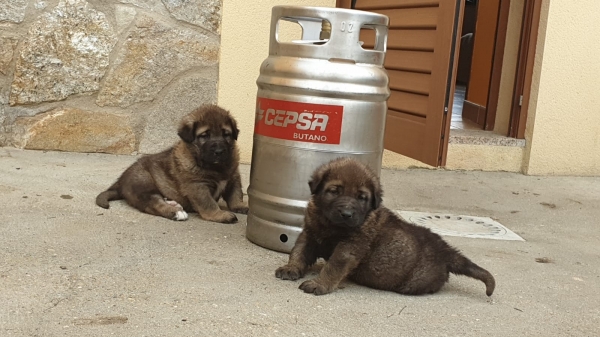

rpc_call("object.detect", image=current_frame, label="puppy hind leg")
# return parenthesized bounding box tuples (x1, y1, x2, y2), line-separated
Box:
(139, 194, 188, 221)
(127, 193, 188, 221)
(120, 175, 188, 221)
(394, 272, 448, 296)
(163, 198, 189, 221)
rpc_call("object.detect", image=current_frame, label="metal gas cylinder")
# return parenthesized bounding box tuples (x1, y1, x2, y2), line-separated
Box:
(246, 5, 390, 253)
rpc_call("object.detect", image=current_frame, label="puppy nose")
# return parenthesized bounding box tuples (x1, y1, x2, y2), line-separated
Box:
(339, 209, 354, 219)
(213, 148, 224, 155)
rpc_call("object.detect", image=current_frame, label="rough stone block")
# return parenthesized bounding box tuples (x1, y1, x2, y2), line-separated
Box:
(0, 0, 28, 23)
(0, 37, 18, 75)
(16, 108, 137, 155)
(115, 5, 137, 33)
(120, 0, 166, 13)
(96, 15, 219, 108)
(161, 0, 222, 34)
(9, 0, 117, 105)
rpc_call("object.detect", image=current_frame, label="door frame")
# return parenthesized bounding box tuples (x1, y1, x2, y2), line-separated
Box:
(463, 0, 543, 137)
(509, 0, 543, 139)
(482, 0, 511, 131)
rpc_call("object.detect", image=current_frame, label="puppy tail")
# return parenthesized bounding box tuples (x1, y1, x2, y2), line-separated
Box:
(95, 182, 122, 209)
(448, 254, 496, 296)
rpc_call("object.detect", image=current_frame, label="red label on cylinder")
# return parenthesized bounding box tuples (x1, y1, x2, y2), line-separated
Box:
(254, 97, 344, 145)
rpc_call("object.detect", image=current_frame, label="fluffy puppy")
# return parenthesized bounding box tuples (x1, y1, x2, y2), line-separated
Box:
(275, 157, 495, 297)
(96, 104, 248, 223)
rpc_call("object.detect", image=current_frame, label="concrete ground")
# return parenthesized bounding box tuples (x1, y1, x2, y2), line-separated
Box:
(0, 147, 599, 337)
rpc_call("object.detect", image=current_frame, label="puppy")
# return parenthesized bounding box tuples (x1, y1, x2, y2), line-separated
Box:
(95, 104, 249, 223)
(275, 157, 495, 297)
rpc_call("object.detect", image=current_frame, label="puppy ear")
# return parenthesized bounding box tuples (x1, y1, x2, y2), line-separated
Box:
(308, 176, 325, 195)
(372, 189, 383, 209)
(370, 176, 383, 209)
(177, 118, 196, 143)
(308, 164, 330, 195)
(229, 116, 239, 140)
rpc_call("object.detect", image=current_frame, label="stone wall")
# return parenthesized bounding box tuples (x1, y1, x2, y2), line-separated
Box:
(0, 0, 221, 155)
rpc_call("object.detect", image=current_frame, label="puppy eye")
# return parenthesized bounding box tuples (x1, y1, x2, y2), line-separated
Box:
(327, 188, 339, 195)
(358, 194, 369, 201)
(198, 132, 209, 139)
(223, 129, 231, 137)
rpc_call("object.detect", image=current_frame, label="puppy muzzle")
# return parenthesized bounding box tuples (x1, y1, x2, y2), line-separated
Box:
(202, 140, 230, 164)
(198, 140, 231, 165)
(327, 199, 363, 228)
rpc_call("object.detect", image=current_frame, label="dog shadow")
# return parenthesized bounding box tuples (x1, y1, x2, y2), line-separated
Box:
(303, 259, 491, 300)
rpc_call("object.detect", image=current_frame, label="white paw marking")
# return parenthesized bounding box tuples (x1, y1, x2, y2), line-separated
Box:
(173, 210, 188, 221)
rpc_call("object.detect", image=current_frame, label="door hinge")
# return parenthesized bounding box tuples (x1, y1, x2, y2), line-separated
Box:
(519, 95, 523, 106)
(444, 106, 449, 115)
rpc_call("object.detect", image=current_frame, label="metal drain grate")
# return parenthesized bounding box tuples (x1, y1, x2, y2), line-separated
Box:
(396, 211, 525, 241)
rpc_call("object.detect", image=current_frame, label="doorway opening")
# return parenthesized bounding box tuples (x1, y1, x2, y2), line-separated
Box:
(451, 0, 479, 130)
(452, 0, 514, 134)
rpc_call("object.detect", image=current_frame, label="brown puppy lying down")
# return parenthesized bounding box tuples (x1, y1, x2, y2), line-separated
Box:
(276, 158, 495, 297)
(96, 104, 248, 224)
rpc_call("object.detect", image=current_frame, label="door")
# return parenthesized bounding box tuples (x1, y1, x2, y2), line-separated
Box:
(461, 0, 504, 130)
(337, 0, 464, 166)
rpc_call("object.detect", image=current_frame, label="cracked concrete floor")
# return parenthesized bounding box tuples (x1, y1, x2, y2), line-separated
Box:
(0, 147, 599, 336)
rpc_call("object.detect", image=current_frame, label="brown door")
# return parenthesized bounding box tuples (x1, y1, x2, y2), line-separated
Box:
(461, 0, 505, 131)
(337, 0, 464, 166)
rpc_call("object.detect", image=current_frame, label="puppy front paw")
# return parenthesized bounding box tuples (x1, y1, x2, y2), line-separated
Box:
(230, 205, 249, 215)
(275, 265, 304, 281)
(299, 279, 333, 296)
(203, 210, 238, 224)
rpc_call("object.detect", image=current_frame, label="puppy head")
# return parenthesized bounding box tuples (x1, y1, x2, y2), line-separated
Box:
(308, 157, 383, 228)
(177, 104, 240, 167)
